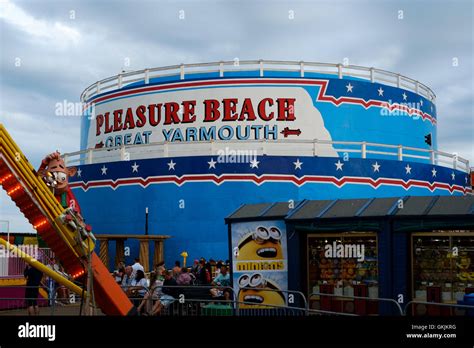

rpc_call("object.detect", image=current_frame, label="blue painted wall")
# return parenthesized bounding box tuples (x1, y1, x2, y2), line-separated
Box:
(70, 155, 468, 268)
(75, 70, 463, 269)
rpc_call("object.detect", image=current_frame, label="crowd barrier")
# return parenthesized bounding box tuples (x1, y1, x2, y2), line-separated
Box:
(308, 291, 404, 316)
(404, 300, 474, 316)
(1, 284, 473, 317)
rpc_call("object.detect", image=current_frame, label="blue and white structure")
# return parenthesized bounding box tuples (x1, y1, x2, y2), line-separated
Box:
(65, 60, 471, 268)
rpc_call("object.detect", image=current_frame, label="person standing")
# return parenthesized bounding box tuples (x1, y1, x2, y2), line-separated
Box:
(210, 266, 231, 300)
(176, 267, 193, 285)
(151, 270, 177, 315)
(131, 257, 144, 280)
(24, 265, 44, 316)
(121, 266, 133, 292)
(191, 259, 199, 277)
(113, 261, 126, 285)
(128, 270, 148, 308)
(197, 258, 211, 285)
(215, 261, 223, 277)
(46, 257, 67, 306)
(172, 261, 181, 279)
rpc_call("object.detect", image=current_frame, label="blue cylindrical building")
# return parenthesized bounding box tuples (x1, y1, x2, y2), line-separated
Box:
(67, 60, 471, 269)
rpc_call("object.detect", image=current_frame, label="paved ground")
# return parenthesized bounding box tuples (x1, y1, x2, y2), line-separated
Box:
(0, 303, 104, 316)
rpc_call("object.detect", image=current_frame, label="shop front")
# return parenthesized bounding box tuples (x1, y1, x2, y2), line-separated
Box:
(226, 195, 474, 316)
(411, 230, 474, 315)
(307, 232, 379, 315)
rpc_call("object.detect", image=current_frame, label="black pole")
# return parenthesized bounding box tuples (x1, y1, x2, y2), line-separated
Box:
(145, 207, 149, 235)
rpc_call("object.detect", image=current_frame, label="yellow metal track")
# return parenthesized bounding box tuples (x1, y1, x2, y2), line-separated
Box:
(0, 124, 95, 257)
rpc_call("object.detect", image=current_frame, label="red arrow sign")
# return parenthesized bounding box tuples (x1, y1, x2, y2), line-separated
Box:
(280, 127, 301, 138)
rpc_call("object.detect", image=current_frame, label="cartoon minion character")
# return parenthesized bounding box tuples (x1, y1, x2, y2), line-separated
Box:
(236, 226, 283, 261)
(237, 273, 286, 308)
(457, 255, 472, 281)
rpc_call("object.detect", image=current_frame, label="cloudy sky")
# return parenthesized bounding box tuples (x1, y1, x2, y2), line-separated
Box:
(0, 0, 473, 233)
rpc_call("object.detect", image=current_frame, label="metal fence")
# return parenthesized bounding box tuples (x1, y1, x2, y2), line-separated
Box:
(0, 248, 55, 278)
(1, 284, 473, 317)
(80, 60, 437, 102)
(309, 291, 404, 316)
(124, 286, 474, 317)
(404, 300, 474, 316)
(63, 139, 470, 173)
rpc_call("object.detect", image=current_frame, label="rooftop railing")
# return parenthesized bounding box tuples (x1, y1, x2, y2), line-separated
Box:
(80, 60, 437, 102)
(63, 139, 470, 174)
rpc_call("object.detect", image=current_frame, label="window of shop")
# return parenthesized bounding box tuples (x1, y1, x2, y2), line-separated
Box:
(412, 231, 474, 314)
(307, 232, 378, 314)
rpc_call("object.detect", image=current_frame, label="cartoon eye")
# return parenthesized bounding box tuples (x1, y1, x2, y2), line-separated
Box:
(269, 227, 282, 241)
(238, 274, 250, 288)
(56, 172, 67, 182)
(249, 273, 266, 288)
(253, 227, 269, 243)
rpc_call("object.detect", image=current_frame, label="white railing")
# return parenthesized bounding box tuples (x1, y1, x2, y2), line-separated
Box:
(0, 248, 54, 278)
(63, 139, 470, 173)
(80, 60, 437, 102)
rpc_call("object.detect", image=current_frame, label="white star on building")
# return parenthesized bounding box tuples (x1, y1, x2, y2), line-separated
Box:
(420, 99, 423, 106)
(335, 160, 344, 171)
(431, 168, 437, 177)
(372, 162, 381, 172)
(346, 83, 354, 93)
(101, 165, 108, 175)
(402, 92, 407, 101)
(377, 87, 384, 96)
(293, 159, 303, 170)
(250, 158, 260, 168)
(405, 164, 412, 174)
(451, 172, 455, 180)
(77, 168, 82, 177)
(208, 158, 217, 169)
(167, 160, 176, 170)
(131, 162, 139, 173)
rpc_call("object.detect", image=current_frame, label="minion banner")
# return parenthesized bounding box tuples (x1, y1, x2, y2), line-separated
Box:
(231, 220, 288, 308)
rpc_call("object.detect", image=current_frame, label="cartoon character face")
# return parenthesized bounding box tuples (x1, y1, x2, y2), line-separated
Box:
(237, 273, 286, 308)
(457, 256, 471, 270)
(237, 226, 283, 260)
(39, 152, 77, 194)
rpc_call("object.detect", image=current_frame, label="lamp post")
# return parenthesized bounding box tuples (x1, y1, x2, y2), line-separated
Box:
(145, 207, 149, 236)
(180, 251, 188, 268)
